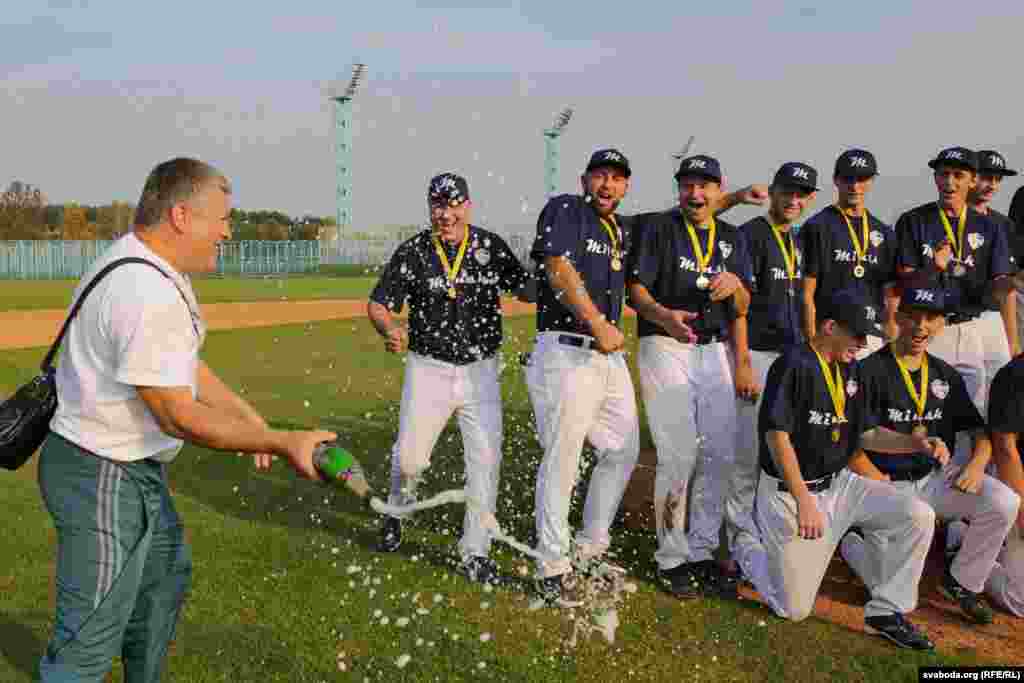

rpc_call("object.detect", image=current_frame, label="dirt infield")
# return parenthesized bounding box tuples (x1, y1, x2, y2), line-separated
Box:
(0, 298, 541, 350)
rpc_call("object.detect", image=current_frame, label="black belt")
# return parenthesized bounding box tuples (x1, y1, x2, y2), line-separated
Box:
(557, 334, 596, 350)
(693, 333, 725, 345)
(778, 473, 834, 494)
(888, 468, 934, 483)
(947, 313, 979, 325)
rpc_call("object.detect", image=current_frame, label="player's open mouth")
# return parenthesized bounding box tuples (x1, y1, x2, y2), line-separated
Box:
(912, 333, 928, 345)
(686, 200, 706, 209)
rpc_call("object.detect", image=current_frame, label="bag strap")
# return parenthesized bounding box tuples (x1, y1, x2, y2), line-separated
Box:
(41, 257, 178, 372)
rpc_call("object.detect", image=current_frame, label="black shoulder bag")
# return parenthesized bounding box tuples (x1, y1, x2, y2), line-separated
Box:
(0, 257, 173, 470)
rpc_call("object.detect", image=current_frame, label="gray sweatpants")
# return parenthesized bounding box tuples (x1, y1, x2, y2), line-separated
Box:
(756, 468, 935, 621)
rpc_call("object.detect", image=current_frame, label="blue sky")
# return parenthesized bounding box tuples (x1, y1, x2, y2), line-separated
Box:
(4, 1, 1023, 231)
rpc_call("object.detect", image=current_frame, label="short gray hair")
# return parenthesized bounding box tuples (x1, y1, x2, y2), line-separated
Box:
(134, 157, 232, 227)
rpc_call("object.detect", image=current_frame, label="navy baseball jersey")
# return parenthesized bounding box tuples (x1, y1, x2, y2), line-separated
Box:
(984, 209, 1018, 310)
(895, 202, 1012, 316)
(802, 206, 897, 315)
(629, 208, 752, 339)
(531, 194, 629, 335)
(371, 226, 527, 364)
(759, 344, 875, 481)
(859, 346, 983, 479)
(741, 216, 804, 352)
(988, 355, 1024, 443)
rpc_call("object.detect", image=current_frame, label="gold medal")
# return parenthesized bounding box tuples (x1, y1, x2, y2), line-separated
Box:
(696, 274, 710, 290)
(432, 229, 469, 300)
(953, 263, 967, 278)
(768, 216, 798, 293)
(685, 216, 717, 295)
(813, 347, 847, 444)
(853, 264, 865, 278)
(611, 255, 623, 272)
(837, 207, 870, 284)
(599, 217, 623, 273)
(894, 353, 929, 438)
(937, 205, 968, 275)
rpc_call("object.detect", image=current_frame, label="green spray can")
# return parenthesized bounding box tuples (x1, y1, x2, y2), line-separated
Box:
(313, 441, 373, 502)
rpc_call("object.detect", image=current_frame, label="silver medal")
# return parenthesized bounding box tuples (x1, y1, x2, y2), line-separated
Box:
(853, 264, 865, 278)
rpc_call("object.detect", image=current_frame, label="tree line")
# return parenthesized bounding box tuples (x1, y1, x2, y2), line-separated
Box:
(0, 181, 334, 242)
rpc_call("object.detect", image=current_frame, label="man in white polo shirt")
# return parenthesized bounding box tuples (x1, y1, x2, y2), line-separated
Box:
(37, 157, 335, 682)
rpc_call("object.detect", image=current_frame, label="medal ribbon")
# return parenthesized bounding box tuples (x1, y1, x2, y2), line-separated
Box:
(685, 216, 717, 275)
(894, 354, 929, 421)
(812, 347, 846, 424)
(768, 217, 797, 281)
(599, 217, 621, 257)
(431, 229, 469, 292)
(936, 205, 967, 264)
(837, 207, 869, 266)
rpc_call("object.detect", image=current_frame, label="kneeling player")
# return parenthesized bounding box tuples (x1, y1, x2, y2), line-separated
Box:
(840, 283, 1019, 625)
(756, 289, 943, 649)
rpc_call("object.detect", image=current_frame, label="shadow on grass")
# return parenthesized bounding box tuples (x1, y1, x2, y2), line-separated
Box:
(0, 612, 46, 681)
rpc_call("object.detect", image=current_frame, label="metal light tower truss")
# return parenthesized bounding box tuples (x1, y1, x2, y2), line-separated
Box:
(328, 62, 366, 241)
(543, 107, 573, 198)
(671, 135, 696, 200)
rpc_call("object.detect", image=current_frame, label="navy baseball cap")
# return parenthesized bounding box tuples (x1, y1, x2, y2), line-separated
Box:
(428, 172, 470, 206)
(585, 148, 632, 178)
(899, 282, 946, 313)
(928, 147, 978, 172)
(977, 150, 1018, 177)
(674, 154, 723, 183)
(772, 162, 819, 192)
(834, 149, 878, 179)
(818, 289, 882, 337)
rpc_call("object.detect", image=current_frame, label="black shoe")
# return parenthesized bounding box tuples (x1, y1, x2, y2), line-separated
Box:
(939, 569, 994, 625)
(864, 613, 935, 650)
(658, 561, 713, 600)
(458, 556, 505, 587)
(534, 573, 584, 608)
(377, 516, 402, 553)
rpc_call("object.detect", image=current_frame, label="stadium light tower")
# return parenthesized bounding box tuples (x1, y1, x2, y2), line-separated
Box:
(328, 62, 366, 242)
(543, 107, 573, 198)
(670, 135, 696, 202)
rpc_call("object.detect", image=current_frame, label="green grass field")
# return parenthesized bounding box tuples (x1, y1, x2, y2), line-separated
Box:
(0, 318, 991, 682)
(0, 271, 378, 311)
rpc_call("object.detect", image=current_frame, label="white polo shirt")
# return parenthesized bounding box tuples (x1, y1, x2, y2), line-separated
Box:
(50, 233, 207, 463)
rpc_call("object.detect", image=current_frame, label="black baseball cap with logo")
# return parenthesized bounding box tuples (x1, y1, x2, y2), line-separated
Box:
(428, 173, 470, 206)
(818, 289, 882, 337)
(834, 149, 878, 179)
(674, 154, 723, 183)
(899, 282, 947, 313)
(977, 150, 1018, 177)
(772, 162, 819, 192)
(928, 147, 978, 172)
(585, 148, 632, 178)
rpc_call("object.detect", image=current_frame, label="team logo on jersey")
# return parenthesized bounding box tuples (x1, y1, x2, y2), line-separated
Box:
(865, 306, 877, 321)
(474, 248, 491, 265)
(846, 379, 858, 397)
(968, 233, 985, 250)
(718, 241, 733, 259)
(931, 379, 950, 400)
(869, 230, 884, 247)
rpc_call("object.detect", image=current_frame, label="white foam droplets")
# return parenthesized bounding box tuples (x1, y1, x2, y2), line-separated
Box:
(480, 632, 492, 642)
(395, 653, 411, 669)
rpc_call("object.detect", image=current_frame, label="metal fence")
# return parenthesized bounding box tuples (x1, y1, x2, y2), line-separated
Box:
(0, 240, 322, 279)
(0, 233, 535, 279)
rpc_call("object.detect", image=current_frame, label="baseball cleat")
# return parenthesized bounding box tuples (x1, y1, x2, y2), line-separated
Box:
(864, 613, 935, 650)
(457, 556, 506, 587)
(939, 569, 994, 625)
(534, 573, 584, 608)
(377, 516, 402, 553)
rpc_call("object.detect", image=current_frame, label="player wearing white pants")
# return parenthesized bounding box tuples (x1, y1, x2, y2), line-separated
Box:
(732, 163, 818, 578)
(527, 148, 640, 604)
(368, 172, 527, 584)
(754, 289, 940, 649)
(388, 352, 503, 559)
(629, 154, 752, 598)
(982, 353, 1024, 616)
(526, 332, 639, 578)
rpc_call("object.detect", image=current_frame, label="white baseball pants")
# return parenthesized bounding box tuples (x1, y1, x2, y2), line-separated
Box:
(977, 310, 1012, 381)
(979, 523, 1024, 616)
(526, 332, 640, 578)
(730, 348, 777, 576)
(387, 352, 503, 560)
(639, 335, 736, 570)
(756, 468, 935, 621)
(928, 320, 987, 467)
(841, 470, 1019, 593)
